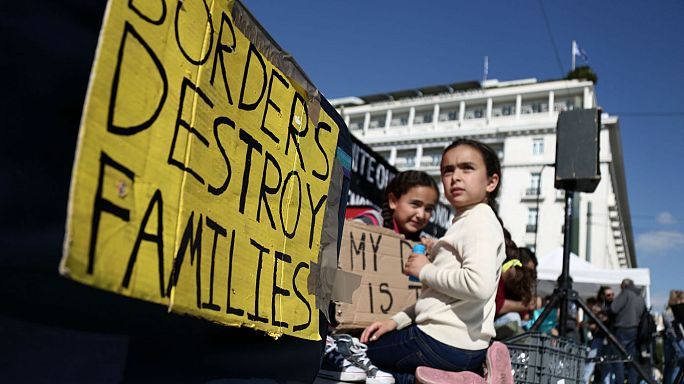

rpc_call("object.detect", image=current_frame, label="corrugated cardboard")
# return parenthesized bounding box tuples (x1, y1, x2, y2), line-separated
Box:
(59, 0, 345, 341)
(335, 220, 422, 329)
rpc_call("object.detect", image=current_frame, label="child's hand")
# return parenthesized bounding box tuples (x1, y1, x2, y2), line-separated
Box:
(420, 237, 436, 254)
(360, 319, 397, 344)
(404, 252, 430, 279)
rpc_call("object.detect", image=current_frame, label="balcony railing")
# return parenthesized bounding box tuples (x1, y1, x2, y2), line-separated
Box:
(521, 188, 543, 201)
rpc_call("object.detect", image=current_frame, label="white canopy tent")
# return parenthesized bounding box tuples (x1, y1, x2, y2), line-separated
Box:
(536, 247, 652, 307)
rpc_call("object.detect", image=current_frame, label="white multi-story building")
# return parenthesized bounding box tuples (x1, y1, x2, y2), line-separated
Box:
(332, 77, 635, 269)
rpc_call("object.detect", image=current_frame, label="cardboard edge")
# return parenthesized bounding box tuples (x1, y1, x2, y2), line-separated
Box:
(60, 0, 115, 278)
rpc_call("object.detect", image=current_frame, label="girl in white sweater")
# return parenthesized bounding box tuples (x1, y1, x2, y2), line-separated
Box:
(360, 138, 506, 384)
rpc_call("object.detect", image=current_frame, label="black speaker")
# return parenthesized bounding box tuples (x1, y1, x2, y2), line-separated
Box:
(554, 108, 601, 192)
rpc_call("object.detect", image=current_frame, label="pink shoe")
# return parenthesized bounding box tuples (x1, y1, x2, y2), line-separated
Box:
(484, 342, 513, 384)
(415, 366, 485, 384)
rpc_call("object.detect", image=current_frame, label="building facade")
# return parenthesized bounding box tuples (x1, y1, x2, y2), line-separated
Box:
(332, 78, 636, 269)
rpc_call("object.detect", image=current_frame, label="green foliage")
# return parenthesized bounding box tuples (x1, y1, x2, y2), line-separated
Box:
(566, 65, 598, 84)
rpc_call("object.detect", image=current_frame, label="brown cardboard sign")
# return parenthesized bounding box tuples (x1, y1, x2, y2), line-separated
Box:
(335, 220, 422, 329)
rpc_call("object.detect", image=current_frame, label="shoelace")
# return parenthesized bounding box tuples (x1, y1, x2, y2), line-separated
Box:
(347, 338, 380, 377)
(324, 337, 354, 368)
(324, 337, 336, 355)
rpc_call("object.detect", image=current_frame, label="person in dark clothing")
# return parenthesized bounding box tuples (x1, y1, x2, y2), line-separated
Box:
(610, 278, 647, 384)
(663, 290, 684, 384)
(582, 298, 611, 384)
(597, 285, 616, 325)
(591, 287, 616, 382)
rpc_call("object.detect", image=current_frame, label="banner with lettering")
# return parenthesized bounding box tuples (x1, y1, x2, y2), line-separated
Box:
(60, 0, 342, 341)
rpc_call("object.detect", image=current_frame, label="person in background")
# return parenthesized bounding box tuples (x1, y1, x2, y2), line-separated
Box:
(610, 278, 647, 384)
(492, 233, 537, 340)
(663, 289, 684, 384)
(597, 286, 615, 323)
(359, 138, 511, 384)
(517, 247, 538, 271)
(594, 286, 616, 383)
(517, 247, 539, 325)
(582, 297, 611, 384)
(319, 170, 439, 384)
(526, 295, 558, 335)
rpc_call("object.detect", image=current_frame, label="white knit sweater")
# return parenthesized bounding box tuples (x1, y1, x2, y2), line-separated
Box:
(391, 203, 505, 350)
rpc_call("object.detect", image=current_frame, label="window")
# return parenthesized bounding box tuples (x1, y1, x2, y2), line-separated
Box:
(369, 115, 384, 129)
(527, 172, 541, 196)
(439, 108, 459, 121)
(531, 102, 548, 113)
(532, 138, 544, 156)
(554, 98, 577, 112)
(396, 149, 416, 168)
(526, 208, 538, 233)
(423, 148, 443, 167)
(415, 111, 432, 125)
(392, 113, 410, 127)
(464, 106, 485, 120)
(521, 99, 548, 114)
(348, 117, 364, 130)
(493, 104, 514, 117)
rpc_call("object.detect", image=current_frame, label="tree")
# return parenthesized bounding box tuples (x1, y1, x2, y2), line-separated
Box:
(566, 65, 598, 84)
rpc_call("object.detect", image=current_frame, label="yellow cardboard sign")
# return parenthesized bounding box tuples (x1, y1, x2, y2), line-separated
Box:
(60, 0, 340, 341)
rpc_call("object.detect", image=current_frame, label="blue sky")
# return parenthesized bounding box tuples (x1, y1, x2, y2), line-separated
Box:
(243, 1, 684, 311)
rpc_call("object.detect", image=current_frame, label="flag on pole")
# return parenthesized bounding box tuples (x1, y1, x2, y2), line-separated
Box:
(572, 40, 588, 62)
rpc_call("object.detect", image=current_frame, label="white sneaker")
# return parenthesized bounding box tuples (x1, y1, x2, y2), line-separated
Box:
(334, 334, 395, 384)
(318, 335, 368, 382)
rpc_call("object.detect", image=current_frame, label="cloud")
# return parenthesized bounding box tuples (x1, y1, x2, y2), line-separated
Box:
(636, 230, 684, 255)
(656, 212, 677, 225)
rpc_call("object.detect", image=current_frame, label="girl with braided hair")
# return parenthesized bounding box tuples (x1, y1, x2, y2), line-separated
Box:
(319, 171, 439, 384)
(354, 170, 440, 243)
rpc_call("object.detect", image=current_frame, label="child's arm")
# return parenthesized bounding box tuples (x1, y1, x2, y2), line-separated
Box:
(360, 319, 397, 343)
(500, 299, 533, 314)
(361, 305, 416, 343)
(420, 210, 502, 301)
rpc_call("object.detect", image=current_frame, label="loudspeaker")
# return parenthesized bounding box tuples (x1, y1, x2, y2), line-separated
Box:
(554, 108, 601, 192)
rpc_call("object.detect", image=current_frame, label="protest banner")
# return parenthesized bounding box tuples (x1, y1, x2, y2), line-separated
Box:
(334, 220, 422, 329)
(60, 0, 345, 341)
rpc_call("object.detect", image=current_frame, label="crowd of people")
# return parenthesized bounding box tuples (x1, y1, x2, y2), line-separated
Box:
(580, 286, 684, 384)
(316, 137, 682, 384)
